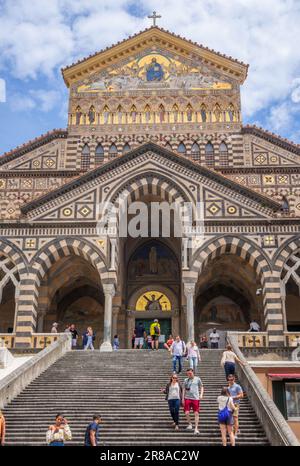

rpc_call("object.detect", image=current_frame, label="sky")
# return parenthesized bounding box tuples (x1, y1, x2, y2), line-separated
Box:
(0, 0, 300, 154)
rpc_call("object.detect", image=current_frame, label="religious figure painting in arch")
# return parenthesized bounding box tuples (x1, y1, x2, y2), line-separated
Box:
(76, 50, 232, 93)
(128, 241, 179, 280)
(136, 290, 171, 311)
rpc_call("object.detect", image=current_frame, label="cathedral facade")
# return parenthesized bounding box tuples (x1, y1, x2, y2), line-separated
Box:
(0, 27, 299, 350)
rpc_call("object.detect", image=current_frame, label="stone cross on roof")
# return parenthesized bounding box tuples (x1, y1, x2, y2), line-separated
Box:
(148, 11, 162, 27)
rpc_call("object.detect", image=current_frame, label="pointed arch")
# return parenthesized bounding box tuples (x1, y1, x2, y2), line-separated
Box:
(219, 141, 229, 167)
(159, 104, 165, 122)
(228, 103, 235, 122)
(200, 104, 207, 123)
(177, 142, 186, 154)
(123, 143, 131, 154)
(205, 142, 214, 168)
(109, 143, 118, 157)
(88, 105, 95, 124)
(191, 142, 200, 160)
(186, 103, 193, 122)
(75, 106, 82, 125)
(103, 105, 110, 124)
(95, 144, 104, 165)
(81, 144, 90, 171)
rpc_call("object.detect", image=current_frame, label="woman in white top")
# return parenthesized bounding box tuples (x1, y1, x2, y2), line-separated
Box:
(161, 374, 183, 430)
(46, 414, 72, 446)
(217, 387, 236, 446)
(187, 341, 201, 373)
(221, 344, 245, 379)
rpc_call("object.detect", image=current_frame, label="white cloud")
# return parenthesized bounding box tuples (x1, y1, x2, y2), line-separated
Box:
(10, 89, 61, 112)
(0, 0, 300, 129)
(0, 79, 6, 102)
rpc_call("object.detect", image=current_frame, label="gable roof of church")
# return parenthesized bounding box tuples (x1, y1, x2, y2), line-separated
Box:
(61, 26, 249, 87)
(21, 141, 281, 214)
(0, 129, 67, 166)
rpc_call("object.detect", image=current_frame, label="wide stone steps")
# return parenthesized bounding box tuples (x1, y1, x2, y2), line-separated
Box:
(2, 349, 269, 446)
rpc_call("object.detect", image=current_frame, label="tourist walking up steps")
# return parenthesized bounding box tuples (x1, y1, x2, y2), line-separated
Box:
(187, 341, 201, 373)
(217, 387, 236, 447)
(150, 319, 161, 350)
(84, 415, 102, 446)
(0, 410, 6, 446)
(182, 368, 204, 435)
(161, 374, 183, 431)
(46, 414, 72, 446)
(134, 322, 145, 349)
(170, 335, 186, 374)
(221, 345, 245, 379)
(83, 327, 95, 350)
(70, 324, 78, 350)
(227, 374, 243, 438)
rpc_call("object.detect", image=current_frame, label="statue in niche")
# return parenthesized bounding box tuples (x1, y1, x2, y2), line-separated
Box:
(144, 294, 164, 311)
(75, 109, 82, 125)
(210, 305, 218, 322)
(88, 108, 95, 124)
(149, 246, 158, 274)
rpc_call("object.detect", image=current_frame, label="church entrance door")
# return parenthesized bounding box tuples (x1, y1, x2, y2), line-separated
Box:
(135, 318, 172, 348)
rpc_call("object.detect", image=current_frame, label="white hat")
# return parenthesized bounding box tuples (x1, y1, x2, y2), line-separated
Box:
(154, 319, 158, 322)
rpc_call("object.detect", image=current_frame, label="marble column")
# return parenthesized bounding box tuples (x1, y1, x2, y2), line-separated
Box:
(184, 283, 196, 343)
(100, 284, 116, 352)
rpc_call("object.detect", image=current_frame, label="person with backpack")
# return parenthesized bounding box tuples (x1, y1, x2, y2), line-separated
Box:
(150, 319, 161, 350)
(83, 327, 95, 350)
(161, 373, 183, 431)
(221, 345, 245, 379)
(217, 387, 236, 447)
(170, 335, 186, 374)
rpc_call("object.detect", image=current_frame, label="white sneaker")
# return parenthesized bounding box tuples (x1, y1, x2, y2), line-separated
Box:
(194, 429, 200, 435)
(186, 424, 193, 431)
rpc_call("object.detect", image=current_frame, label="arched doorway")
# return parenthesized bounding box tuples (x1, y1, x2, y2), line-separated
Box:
(37, 255, 104, 347)
(281, 249, 300, 332)
(195, 254, 262, 343)
(0, 255, 20, 333)
(125, 240, 181, 347)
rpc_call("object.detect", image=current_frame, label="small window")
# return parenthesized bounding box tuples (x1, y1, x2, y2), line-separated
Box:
(219, 142, 229, 167)
(285, 383, 300, 420)
(109, 144, 118, 157)
(205, 142, 214, 168)
(95, 144, 104, 165)
(191, 142, 200, 161)
(81, 144, 90, 171)
(123, 143, 131, 154)
(177, 142, 186, 154)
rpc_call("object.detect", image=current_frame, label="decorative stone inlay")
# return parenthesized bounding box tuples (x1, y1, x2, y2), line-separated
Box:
(78, 205, 92, 217)
(207, 202, 221, 215)
(62, 207, 73, 217)
(227, 205, 237, 214)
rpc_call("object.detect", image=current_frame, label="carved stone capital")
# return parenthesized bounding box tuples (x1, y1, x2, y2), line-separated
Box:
(183, 282, 196, 297)
(103, 283, 116, 297)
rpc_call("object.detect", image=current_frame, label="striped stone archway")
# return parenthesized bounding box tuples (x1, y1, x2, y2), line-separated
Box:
(274, 235, 300, 333)
(189, 235, 285, 346)
(15, 237, 111, 347)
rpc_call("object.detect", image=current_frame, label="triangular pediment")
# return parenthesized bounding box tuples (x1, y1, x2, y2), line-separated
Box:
(21, 143, 281, 223)
(62, 27, 248, 88)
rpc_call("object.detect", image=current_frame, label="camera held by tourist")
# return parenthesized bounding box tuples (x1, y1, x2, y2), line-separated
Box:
(182, 368, 204, 435)
(46, 414, 72, 446)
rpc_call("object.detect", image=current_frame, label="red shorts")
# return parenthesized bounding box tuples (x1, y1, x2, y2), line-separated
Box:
(184, 399, 200, 413)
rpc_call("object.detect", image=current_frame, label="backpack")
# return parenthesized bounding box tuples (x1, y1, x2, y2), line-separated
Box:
(218, 398, 231, 423)
(154, 325, 160, 335)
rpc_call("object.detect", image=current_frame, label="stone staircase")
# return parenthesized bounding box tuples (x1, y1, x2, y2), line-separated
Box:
(3, 349, 269, 445)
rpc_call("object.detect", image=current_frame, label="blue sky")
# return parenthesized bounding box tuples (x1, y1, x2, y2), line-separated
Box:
(0, 0, 300, 154)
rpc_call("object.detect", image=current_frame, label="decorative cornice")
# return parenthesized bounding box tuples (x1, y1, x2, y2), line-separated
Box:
(242, 125, 300, 155)
(20, 142, 281, 215)
(62, 27, 248, 87)
(0, 171, 81, 178)
(0, 129, 67, 166)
